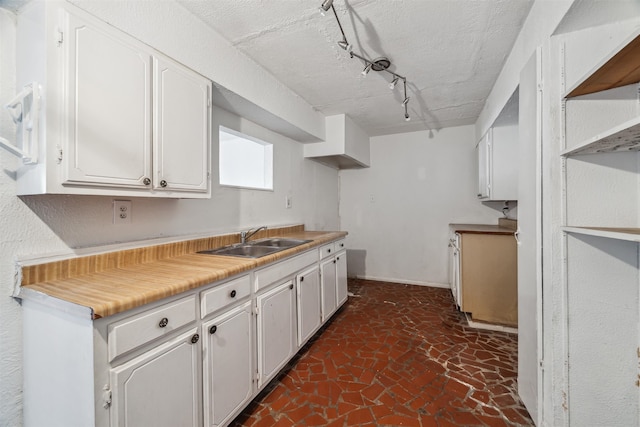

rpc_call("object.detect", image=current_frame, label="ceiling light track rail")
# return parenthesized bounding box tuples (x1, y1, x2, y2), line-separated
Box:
(319, 0, 411, 121)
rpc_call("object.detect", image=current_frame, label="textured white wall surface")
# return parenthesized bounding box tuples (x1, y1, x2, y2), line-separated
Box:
(475, 0, 573, 140)
(0, 8, 73, 426)
(339, 125, 502, 286)
(0, 8, 339, 427)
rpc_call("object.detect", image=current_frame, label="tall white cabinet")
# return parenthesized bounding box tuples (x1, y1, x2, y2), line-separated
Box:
(554, 23, 640, 427)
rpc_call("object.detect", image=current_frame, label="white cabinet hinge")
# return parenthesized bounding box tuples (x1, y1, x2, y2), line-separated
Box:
(56, 145, 63, 163)
(253, 304, 259, 315)
(56, 29, 64, 46)
(102, 385, 112, 409)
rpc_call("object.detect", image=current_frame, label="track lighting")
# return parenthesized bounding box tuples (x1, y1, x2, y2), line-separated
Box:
(337, 40, 352, 52)
(319, 0, 413, 123)
(319, 0, 333, 15)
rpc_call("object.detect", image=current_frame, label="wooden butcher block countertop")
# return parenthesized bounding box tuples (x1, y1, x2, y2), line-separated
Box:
(450, 224, 515, 235)
(19, 226, 346, 319)
(450, 218, 517, 235)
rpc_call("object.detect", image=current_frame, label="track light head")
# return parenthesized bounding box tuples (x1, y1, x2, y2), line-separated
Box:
(389, 76, 399, 90)
(319, 0, 333, 15)
(361, 63, 373, 76)
(405, 113, 411, 122)
(337, 40, 352, 52)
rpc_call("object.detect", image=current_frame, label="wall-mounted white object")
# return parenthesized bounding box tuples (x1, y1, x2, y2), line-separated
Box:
(304, 114, 370, 169)
(0, 82, 40, 164)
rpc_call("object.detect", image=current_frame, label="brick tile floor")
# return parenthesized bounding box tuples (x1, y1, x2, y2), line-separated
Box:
(231, 279, 534, 427)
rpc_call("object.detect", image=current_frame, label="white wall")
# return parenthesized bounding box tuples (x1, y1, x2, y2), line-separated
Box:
(0, 9, 339, 427)
(475, 0, 573, 139)
(339, 125, 502, 286)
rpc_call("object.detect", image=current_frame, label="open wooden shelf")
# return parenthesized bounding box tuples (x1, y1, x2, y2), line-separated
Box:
(561, 115, 640, 156)
(563, 226, 640, 243)
(565, 32, 640, 98)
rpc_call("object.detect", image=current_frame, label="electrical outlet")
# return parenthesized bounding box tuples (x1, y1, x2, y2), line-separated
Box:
(285, 195, 292, 209)
(113, 200, 132, 224)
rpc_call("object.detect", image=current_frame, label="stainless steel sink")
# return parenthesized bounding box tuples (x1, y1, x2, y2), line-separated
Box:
(198, 244, 282, 258)
(197, 238, 312, 258)
(249, 238, 312, 248)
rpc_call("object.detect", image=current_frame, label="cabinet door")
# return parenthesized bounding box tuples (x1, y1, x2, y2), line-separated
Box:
(64, 10, 152, 188)
(296, 266, 321, 346)
(320, 258, 337, 322)
(477, 130, 491, 199)
(256, 281, 296, 388)
(449, 234, 462, 308)
(336, 251, 348, 307)
(154, 57, 210, 192)
(110, 328, 201, 427)
(202, 302, 253, 427)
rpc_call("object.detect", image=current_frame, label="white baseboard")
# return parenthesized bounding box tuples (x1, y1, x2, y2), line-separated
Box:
(464, 313, 518, 334)
(353, 275, 450, 289)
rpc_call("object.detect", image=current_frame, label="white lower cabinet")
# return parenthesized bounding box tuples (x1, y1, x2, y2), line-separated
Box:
(320, 258, 337, 321)
(202, 302, 253, 427)
(110, 328, 202, 427)
(336, 251, 348, 306)
(320, 241, 348, 322)
(296, 266, 322, 346)
(256, 280, 297, 389)
(22, 239, 348, 427)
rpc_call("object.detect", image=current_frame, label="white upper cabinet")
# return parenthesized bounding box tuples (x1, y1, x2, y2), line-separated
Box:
(153, 57, 210, 193)
(64, 10, 152, 189)
(477, 130, 490, 199)
(15, 2, 211, 198)
(477, 125, 519, 201)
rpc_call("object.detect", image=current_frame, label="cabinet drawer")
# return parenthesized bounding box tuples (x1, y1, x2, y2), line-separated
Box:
(319, 243, 335, 259)
(201, 275, 251, 318)
(254, 250, 318, 292)
(108, 295, 196, 362)
(334, 239, 346, 252)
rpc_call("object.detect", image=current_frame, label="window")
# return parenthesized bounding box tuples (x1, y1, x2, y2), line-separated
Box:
(219, 126, 273, 190)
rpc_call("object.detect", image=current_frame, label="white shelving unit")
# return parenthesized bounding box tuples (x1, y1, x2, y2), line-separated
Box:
(563, 226, 640, 242)
(559, 23, 640, 427)
(560, 115, 640, 156)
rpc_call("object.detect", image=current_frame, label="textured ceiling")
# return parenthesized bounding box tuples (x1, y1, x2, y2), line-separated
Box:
(178, 0, 533, 136)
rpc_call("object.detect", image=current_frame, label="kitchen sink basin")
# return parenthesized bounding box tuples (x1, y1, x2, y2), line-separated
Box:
(198, 244, 282, 258)
(249, 238, 312, 248)
(197, 238, 312, 258)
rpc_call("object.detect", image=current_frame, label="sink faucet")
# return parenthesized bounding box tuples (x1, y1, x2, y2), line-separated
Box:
(241, 226, 267, 244)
